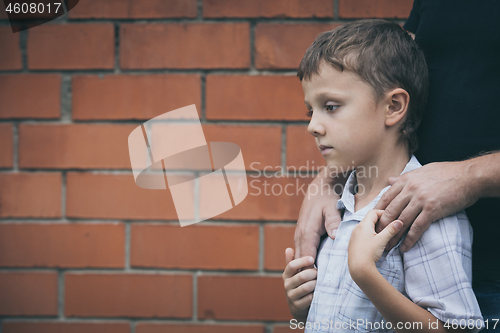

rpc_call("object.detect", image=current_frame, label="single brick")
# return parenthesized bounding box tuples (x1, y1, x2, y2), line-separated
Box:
(131, 224, 259, 270)
(120, 23, 250, 69)
(0, 124, 13, 168)
(286, 125, 324, 170)
(66, 173, 178, 220)
(338, 0, 413, 18)
(198, 275, 291, 320)
(69, 0, 197, 18)
(0, 173, 61, 218)
(0, 223, 125, 268)
(0, 272, 58, 315)
(72, 75, 201, 120)
(65, 273, 192, 318)
(206, 75, 306, 121)
(0, 74, 61, 119)
(28, 24, 114, 69)
(19, 124, 136, 169)
(203, 124, 282, 171)
(136, 323, 265, 333)
(255, 24, 340, 69)
(212, 175, 313, 221)
(0, 26, 22, 70)
(264, 224, 295, 271)
(2, 322, 130, 333)
(203, 0, 333, 18)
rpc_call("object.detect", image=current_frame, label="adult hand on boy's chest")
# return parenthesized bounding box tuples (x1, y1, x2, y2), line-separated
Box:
(374, 160, 479, 251)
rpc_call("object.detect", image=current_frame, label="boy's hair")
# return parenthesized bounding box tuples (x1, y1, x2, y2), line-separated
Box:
(297, 19, 428, 153)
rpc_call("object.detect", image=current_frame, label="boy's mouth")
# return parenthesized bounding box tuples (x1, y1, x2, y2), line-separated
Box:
(318, 144, 334, 155)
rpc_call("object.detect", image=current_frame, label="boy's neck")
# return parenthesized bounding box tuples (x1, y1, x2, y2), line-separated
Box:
(354, 144, 410, 212)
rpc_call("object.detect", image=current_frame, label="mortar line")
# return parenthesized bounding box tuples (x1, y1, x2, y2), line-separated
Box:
(192, 272, 198, 321)
(20, 29, 27, 72)
(58, 270, 65, 319)
(60, 74, 72, 123)
(281, 125, 287, 170)
(196, 0, 203, 20)
(61, 171, 66, 217)
(114, 22, 121, 73)
(12, 123, 18, 171)
(125, 222, 131, 270)
(259, 224, 264, 272)
(249, 20, 256, 70)
(200, 73, 206, 121)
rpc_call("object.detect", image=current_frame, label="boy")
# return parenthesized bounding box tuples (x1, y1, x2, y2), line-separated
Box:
(282, 20, 483, 332)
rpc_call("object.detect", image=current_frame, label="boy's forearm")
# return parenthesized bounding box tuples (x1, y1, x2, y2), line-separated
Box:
(353, 266, 459, 333)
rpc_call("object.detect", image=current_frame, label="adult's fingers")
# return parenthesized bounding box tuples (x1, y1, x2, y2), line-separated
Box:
(375, 189, 411, 232)
(325, 204, 342, 240)
(384, 201, 422, 250)
(388, 176, 400, 185)
(282, 256, 315, 279)
(400, 211, 434, 251)
(374, 180, 404, 211)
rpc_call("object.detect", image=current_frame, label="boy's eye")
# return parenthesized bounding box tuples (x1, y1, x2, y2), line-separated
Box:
(306, 110, 313, 117)
(325, 104, 339, 112)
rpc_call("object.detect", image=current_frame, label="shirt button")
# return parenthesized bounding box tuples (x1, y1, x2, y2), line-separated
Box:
(326, 273, 333, 280)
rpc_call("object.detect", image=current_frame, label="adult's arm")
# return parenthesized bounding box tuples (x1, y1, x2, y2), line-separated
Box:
(293, 167, 346, 260)
(375, 151, 500, 251)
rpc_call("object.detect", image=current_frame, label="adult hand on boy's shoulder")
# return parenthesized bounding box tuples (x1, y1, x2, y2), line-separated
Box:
(374, 160, 479, 251)
(294, 170, 344, 260)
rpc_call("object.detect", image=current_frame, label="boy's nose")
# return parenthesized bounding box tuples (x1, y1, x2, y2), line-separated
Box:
(307, 114, 326, 137)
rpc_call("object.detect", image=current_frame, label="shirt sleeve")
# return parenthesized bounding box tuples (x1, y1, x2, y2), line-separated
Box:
(403, 0, 421, 34)
(402, 211, 484, 332)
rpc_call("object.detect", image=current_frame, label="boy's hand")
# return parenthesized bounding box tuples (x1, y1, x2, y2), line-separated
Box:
(348, 210, 403, 280)
(282, 248, 317, 322)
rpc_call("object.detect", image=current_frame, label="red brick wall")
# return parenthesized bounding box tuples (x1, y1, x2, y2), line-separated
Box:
(0, 1, 412, 332)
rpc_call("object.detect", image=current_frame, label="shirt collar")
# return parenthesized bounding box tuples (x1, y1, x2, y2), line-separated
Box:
(336, 155, 421, 220)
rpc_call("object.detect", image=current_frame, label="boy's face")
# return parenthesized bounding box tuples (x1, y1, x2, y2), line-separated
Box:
(302, 61, 389, 173)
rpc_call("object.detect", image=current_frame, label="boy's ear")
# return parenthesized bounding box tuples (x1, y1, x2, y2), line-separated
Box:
(384, 88, 410, 127)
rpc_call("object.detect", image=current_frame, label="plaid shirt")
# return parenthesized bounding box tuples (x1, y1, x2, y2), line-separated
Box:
(305, 156, 483, 333)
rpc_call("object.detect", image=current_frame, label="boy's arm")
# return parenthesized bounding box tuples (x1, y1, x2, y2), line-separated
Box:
(348, 210, 481, 333)
(352, 266, 466, 333)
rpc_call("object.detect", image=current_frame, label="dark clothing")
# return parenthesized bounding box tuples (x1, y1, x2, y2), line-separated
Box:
(404, 0, 500, 283)
(404, 0, 500, 325)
